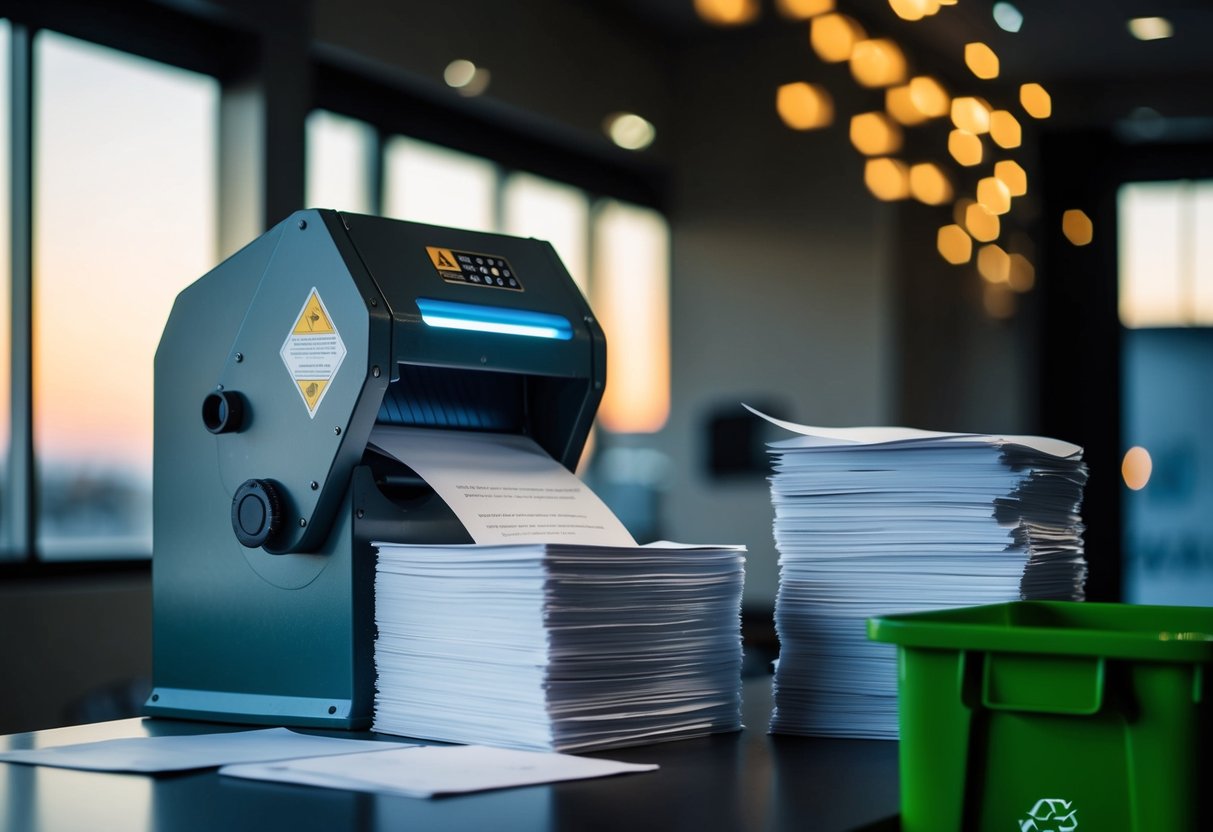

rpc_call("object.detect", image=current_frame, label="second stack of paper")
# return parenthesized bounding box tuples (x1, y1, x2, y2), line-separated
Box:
(755, 413, 1088, 739)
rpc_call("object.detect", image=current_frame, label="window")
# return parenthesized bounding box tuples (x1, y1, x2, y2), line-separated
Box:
(308, 124, 671, 438)
(384, 136, 497, 233)
(503, 172, 590, 291)
(1119, 180, 1213, 605)
(1118, 180, 1213, 328)
(0, 21, 10, 555)
(32, 31, 218, 559)
(592, 201, 670, 434)
(306, 109, 375, 215)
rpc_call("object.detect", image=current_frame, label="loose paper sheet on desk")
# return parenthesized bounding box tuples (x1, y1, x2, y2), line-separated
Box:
(221, 744, 656, 798)
(0, 727, 399, 773)
(0, 727, 655, 795)
(746, 406, 1089, 740)
(367, 426, 746, 753)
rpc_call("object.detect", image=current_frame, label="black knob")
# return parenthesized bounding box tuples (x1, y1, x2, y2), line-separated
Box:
(202, 390, 245, 434)
(231, 479, 284, 548)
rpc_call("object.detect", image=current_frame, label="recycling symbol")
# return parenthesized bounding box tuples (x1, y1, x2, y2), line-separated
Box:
(1019, 798, 1078, 832)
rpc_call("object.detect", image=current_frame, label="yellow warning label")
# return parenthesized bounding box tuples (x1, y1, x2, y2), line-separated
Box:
(293, 289, 335, 335)
(296, 379, 329, 411)
(426, 247, 461, 272)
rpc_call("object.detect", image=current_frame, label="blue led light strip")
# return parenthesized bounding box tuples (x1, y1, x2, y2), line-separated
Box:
(415, 298, 573, 340)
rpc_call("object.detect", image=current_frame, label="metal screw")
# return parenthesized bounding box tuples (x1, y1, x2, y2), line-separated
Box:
(328, 705, 337, 715)
(234, 352, 243, 363)
(298, 219, 307, 230)
(480, 355, 488, 364)
(372, 366, 381, 378)
(356, 509, 365, 519)
(310, 481, 319, 490)
(151, 694, 160, 702)
(216, 384, 224, 391)
(595, 381, 603, 389)
(584, 315, 594, 324)
(299, 518, 307, 527)
(334, 426, 342, 435)
(369, 297, 378, 307)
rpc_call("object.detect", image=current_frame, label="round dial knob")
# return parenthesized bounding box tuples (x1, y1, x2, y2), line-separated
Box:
(231, 479, 284, 548)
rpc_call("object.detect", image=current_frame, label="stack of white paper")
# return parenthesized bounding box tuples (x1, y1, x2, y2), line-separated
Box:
(367, 426, 745, 753)
(373, 542, 745, 752)
(751, 409, 1088, 739)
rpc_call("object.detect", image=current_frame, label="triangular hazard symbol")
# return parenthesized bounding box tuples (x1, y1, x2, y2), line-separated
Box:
(426, 246, 461, 273)
(297, 378, 329, 411)
(293, 291, 335, 335)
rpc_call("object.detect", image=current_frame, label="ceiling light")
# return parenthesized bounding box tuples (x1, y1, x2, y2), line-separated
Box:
(776, 82, 834, 130)
(1128, 16, 1173, 41)
(888, 78, 949, 125)
(978, 176, 1012, 215)
(850, 39, 908, 88)
(810, 13, 866, 62)
(910, 163, 952, 206)
(989, 111, 1022, 149)
(694, 0, 761, 26)
(977, 244, 1011, 284)
(776, 0, 834, 19)
(850, 112, 903, 155)
(889, 0, 929, 21)
(937, 224, 972, 265)
(948, 129, 983, 166)
(994, 160, 1027, 196)
(864, 158, 910, 201)
(992, 2, 1023, 33)
(909, 76, 949, 118)
(1020, 83, 1052, 119)
(1062, 209, 1094, 246)
(964, 202, 1000, 242)
(443, 59, 491, 97)
(1122, 446, 1152, 490)
(951, 97, 991, 134)
(886, 85, 926, 126)
(604, 113, 656, 151)
(965, 43, 1000, 80)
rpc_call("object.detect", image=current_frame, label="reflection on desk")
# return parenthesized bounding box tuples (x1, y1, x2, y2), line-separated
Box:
(0, 677, 899, 832)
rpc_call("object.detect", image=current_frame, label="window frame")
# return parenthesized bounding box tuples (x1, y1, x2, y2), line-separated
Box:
(2, 3, 241, 571)
(2, 2, 671, 572)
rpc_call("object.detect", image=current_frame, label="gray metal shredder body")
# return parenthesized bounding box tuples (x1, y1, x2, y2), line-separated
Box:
(146, 209, 605, 728)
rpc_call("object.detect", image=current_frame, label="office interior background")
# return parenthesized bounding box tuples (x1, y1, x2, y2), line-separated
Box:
(0, 0, 1211, 735)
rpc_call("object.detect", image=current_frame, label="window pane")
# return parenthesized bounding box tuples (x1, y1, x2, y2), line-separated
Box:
(1119, 182, 1182, 327)
(1118, 180, 1213, 327)
(1122, 329, 1213, 605)
(34, 31, 217, 559)
(306, 109, 374, 214)
(1194, 182, 1213, 322)
(0, 21, 9, 556)
(503, 172, 590, 291)
(383, 136, 496, 232)
(591, 201, 670, 434)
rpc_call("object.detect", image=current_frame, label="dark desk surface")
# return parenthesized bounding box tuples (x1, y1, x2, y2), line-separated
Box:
(1, 677, 900, 832)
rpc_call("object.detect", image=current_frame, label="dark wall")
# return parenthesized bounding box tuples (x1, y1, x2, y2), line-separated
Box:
(0, 574, 151, 733)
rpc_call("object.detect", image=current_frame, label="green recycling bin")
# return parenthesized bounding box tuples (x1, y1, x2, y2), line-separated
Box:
(868, 601, 1212, 831)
